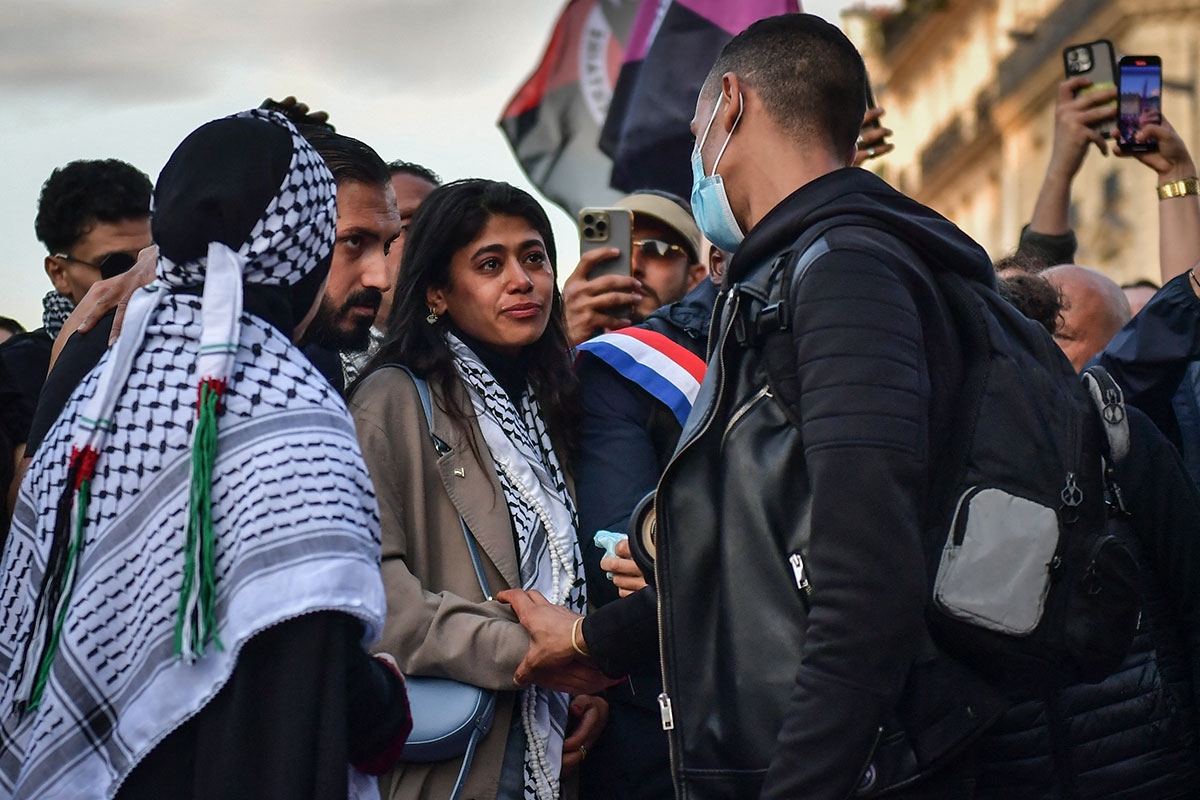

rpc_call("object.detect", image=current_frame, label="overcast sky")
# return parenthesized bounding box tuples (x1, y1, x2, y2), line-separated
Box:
(0, 0, 873, 328)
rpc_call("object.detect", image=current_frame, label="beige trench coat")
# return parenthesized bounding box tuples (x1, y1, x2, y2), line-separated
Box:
(350, 365, 576, 800)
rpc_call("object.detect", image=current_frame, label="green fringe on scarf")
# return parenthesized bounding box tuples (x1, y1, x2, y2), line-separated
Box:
(175, 379, 225, 660)
(27, 449, 97, 712)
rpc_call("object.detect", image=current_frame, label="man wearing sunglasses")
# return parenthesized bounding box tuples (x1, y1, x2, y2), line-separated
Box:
(1, 159, 151, 530)
(563, 191, 708, 345)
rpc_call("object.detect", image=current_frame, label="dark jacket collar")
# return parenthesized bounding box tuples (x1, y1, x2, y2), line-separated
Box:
(727, 168, 996, 290)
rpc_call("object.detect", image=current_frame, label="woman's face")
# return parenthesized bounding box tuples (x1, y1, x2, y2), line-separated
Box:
(426, 213, 555, 356)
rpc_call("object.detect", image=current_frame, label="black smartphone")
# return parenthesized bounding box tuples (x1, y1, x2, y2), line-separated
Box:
(1117, 55, 1162, 153)
(1063, 40, 1117, 137)
(864, 73, 881, 130)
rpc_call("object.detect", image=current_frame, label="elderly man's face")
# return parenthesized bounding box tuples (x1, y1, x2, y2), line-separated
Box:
(1044, 265, 1130, 371)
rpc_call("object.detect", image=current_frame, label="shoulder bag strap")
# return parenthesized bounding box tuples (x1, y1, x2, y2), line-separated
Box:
(392, 365, 494, 601)
(388, 366, 497, 800)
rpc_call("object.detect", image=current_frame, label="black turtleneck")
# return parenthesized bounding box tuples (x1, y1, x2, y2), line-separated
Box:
(446, 321, 533, 406)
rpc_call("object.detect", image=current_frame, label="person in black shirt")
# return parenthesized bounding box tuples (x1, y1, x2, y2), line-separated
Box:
(1, 159, 151, 531)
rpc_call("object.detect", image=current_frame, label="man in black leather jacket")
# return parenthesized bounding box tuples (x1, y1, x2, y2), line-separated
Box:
(655, 15, 1005, 799)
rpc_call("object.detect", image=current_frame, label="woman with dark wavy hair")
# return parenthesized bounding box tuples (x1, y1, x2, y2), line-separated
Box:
(350, 179, 608, 800)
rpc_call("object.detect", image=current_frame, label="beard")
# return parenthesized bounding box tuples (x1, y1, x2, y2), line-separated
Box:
(306, 287, 382, 351)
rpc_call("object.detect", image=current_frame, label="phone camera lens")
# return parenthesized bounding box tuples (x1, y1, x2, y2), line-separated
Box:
(596, 220, 608, 233)
(583, 214, 596, 225)
(583, 226, 595, 238)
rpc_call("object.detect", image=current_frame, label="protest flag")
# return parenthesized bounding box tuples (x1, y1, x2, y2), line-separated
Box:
(603, 0, 801, 198)
(498, 0, 640, 215)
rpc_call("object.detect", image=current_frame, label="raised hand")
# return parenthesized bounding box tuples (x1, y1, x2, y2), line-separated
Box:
(1047, 76, 1118, 181)
(562, 248, 643, 345)
(853, 107, 894, 165)
(1115, 115, 1196, 182)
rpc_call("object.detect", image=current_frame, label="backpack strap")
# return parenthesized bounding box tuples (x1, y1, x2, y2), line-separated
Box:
(1081, 365, 1131, 518)
(734, 229, 833, 430)
(1081, 366, 1130, 464)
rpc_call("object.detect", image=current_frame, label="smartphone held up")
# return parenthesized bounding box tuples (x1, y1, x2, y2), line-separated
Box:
(1063, 41, 1162, 153)
(1063, 40, 1118, 138)
(1117, 56, 1162, 153)
(578, 207, 633, 280)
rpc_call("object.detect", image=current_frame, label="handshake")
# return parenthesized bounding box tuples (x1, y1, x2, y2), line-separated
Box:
(498, 530, 647, 692)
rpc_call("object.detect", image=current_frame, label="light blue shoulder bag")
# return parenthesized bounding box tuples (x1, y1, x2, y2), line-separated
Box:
(389, 366, 497, 800)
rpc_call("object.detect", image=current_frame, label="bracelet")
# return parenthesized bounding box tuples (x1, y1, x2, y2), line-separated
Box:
(571, 616, 589, 657)
(1157, 176, 1200, 200)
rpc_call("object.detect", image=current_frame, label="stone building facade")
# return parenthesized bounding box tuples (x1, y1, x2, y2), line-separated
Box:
(844, 0, 1200, 284)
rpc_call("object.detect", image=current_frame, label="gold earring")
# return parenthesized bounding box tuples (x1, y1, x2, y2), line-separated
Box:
(426, 307, 439, 325)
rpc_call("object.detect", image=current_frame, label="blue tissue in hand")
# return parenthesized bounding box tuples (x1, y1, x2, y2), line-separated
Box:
(593, 530, 628, 580)
(593, 530, 628, 559)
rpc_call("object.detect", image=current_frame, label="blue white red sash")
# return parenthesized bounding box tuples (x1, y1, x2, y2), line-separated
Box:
(577, 328, 707, 426)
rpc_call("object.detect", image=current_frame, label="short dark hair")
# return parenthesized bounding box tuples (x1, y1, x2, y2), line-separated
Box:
(0, 316, 25, 336)
(34, 159, 152, 254)
(301, 129, 390, 188)
(388, 159, 442, 187)
(703, 13, 866, 157)
(994, 251, 1049, 274)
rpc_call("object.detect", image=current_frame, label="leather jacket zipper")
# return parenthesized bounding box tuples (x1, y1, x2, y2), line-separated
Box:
(722, 384, 772, 448)
(655, 288, 741, 798)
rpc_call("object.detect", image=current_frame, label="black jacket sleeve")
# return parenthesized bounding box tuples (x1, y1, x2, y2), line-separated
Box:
(1119, 408, 1200, 729)
(26, 313, 115, 458)
(581, 587, 660, 679)
(762, 249, 932, 800)
(1016, 224, 1077, 267)
(119, 612, 410, 800)
(1093, 271, 1200, 449)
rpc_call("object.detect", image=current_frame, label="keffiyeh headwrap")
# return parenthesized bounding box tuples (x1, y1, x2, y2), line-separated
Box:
(447, 333, 586, 800)
(0, 111, 386, 799)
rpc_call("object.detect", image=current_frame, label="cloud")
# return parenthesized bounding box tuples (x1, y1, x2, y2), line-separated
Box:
(0, 0, 555, 106)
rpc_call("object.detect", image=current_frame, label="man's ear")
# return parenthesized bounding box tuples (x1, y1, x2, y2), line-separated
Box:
(686, 261, 707, 291)
(720, 73, 743, 133)
(707, 245, 727, 283)
(44, 255, 71, 297)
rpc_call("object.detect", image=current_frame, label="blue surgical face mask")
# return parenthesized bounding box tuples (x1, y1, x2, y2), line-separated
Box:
(690, 93, 745, 253)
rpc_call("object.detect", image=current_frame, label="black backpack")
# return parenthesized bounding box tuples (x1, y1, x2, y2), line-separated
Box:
(740, 218, 1140, 692)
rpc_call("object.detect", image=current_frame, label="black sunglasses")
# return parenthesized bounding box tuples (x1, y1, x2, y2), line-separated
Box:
(54, 251, 140, 279)
(633, 238, 689, 260)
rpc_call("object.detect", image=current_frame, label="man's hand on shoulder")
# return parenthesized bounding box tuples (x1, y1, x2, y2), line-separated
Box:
(51, 245, 157, 370)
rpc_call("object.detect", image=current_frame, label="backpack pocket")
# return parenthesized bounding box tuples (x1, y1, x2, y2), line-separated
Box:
(934, 487, 1059, 635)
(1064, 532, 1140, 681)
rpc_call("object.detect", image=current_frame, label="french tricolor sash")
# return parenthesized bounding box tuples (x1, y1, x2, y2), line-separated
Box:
(577, 328, 707, 427)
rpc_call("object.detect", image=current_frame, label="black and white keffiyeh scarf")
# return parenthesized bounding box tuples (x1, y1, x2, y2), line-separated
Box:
(0, 110, 386, 800)
(447, 333, 585, 800)
(40, 291, 74, 341)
